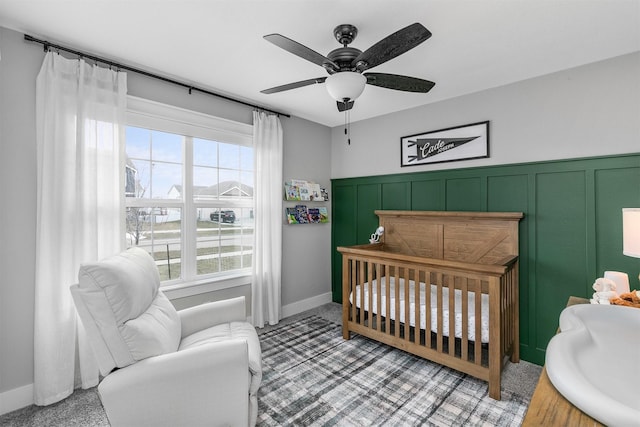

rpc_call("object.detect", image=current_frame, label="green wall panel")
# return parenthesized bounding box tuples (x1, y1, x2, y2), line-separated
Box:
(487, 175, 529, 212)
(333, 185, 357, 246)
(331, 154, 640, 364)
(535, 171, 587, 353)
(411, 180, 444, 210)
(446, 177, 482, 211)
(382, 182, 410, 210)
(357, 184, 380, 244)
(332, 185, 357, 302)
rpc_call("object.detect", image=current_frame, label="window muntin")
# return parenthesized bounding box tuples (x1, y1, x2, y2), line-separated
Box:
(124, 97, 253, 286)
(126, 206, 182, 281)
(195, 207, 253, 275)
(192, 139, 254, 202)
(125, 127, 183, 200)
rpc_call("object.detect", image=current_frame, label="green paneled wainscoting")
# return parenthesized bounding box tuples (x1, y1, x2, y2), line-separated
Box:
(331, 153, 640, 365)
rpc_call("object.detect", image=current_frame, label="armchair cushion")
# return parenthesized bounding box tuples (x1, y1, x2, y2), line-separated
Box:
(74, 247, 181, 372)
(178, 296, 246, 338)
(179, 321, 262, 394)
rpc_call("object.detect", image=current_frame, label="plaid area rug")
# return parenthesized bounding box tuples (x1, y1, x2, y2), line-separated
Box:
(257, 316, 529, 427)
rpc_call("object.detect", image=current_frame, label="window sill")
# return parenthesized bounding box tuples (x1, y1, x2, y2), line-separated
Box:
(161, 272, 251, 300)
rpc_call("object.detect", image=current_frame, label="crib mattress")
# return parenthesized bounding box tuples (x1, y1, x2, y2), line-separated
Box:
(349, 276, 490, 343)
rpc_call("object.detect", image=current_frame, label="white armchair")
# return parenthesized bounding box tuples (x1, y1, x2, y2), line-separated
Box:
(70, 247, 262, 426)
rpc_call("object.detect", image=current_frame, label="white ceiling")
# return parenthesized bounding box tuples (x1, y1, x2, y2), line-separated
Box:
(1, 0, 638, 127)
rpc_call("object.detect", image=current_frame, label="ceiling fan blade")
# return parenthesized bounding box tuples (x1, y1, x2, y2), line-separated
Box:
(264, 34, 338, 71)
(352, 23, 432, 71)
(337, 100, 355, 112)
(365, 73, 435, 93)
(261, 77, 327, 94)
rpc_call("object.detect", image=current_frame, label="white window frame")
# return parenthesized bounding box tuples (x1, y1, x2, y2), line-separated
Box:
(125, 96, 254, 297)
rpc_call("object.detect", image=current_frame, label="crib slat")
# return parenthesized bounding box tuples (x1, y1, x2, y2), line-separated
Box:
(385, 262, 391, 334)
(511, 267, 517, 358)
(512, 261, 520, 363)
(394, 267, 400, 339)
(351, 260, 357, 324)
(461, 278, 469, 361)
(504, 274, 509, 356)
(404, 267, 410, 342)
(414, 269, 421, 345)
(508, 270, 514, 355)
(475, 280, 483, 364)
(424, 271, 431, 349)
(376, 263, 382, 332)
(448, 277, 455, 355)
(509, 273, 513, 354)
(368, 262, 374, 329)
(436, 273, 443, 353)
(359, 260, 366, 327)
(501, 274, 505, 355)
(509, 269, 515, 356)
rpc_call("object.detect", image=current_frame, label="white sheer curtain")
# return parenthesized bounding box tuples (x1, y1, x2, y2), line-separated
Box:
(251, 111, 283, 327)
(34, 52, 127, 405)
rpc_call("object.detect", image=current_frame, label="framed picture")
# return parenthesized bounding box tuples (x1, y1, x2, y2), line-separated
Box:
(400, 121, 489, 167)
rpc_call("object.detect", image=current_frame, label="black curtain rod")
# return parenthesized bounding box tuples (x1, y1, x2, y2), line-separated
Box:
(24, 34, 290, 118)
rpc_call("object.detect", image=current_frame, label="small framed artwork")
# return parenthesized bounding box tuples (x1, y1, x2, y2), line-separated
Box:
(400, 121, 489, 167)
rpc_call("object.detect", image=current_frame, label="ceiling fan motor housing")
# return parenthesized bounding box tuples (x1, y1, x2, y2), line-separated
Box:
(333, 24, 358, 45)
(327, 47, 362, 72)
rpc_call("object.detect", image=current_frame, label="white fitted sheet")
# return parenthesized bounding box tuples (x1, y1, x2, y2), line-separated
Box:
(349, 276, 490, 343)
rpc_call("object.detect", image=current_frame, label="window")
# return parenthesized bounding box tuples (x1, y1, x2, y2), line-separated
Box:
(125, 97, 254, 286)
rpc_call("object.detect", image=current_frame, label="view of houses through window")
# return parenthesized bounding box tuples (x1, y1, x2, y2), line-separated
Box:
(124, 123, 254, 284)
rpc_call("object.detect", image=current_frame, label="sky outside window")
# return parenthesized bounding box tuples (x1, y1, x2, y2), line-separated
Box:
(126, 127, 182, 199)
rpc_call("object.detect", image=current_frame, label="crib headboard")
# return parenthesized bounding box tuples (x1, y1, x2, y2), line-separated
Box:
(375, 210, 523, 265)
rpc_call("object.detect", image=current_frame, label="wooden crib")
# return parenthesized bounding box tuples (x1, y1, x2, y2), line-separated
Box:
(338, 210, 523, 400)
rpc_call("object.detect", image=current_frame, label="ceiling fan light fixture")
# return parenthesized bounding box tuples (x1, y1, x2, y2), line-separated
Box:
(325, 72, 366, 102)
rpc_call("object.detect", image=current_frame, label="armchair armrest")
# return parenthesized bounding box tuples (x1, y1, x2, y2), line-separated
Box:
(178, 296, 247, 338)
(98, 339, 250, 427)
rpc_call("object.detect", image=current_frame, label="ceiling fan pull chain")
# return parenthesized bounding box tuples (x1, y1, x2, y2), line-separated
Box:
(344, 108, 351, 145)
(348, 110, 351, 145)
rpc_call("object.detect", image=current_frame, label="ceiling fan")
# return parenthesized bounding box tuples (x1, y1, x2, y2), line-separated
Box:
(260, 23, 435, 112)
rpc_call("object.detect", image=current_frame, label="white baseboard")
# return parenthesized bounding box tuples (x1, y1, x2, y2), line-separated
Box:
(282, 292, 333, 319)
(0, 383, 33, 416)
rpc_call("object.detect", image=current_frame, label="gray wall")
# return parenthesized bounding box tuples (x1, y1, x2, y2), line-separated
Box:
(281, 116, 332, 308)
(0, 27, 41, 400)
(331, 52, 640, 178)
(0, 26, 331, 398)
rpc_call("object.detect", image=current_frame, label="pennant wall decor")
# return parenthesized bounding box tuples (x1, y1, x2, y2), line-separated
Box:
(401, 121, 489, 167)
